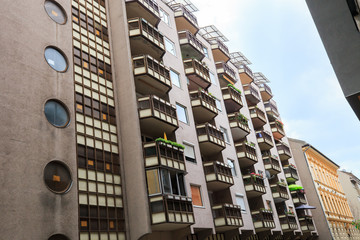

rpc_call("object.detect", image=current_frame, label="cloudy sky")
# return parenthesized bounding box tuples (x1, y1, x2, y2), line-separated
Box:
(191, 0, 360, 175)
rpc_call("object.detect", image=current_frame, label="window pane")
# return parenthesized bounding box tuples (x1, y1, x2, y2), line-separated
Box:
(203, 47, 209, 58)
(44, 100, 70, 127)
(215, 99, 222, 111)
(146, 169, 161, 195)
(44, 47, 68, 72)
(165, 37, 176, 56)
(220, 127, 230, 143)
(178, 174, 186, 196)
(210, 72, 217, 85)
(235, 195, 246, 213)
(170, 69, 181, 88)
(171, 172, 179, 195)
(228, 159, 236, 176)
(159, 8, 170, 26)
(184, 143, 196, 162)
(191, 185, 203, 206)
(176, 103, 188, 124)
(161, 169, 172, 194)
(44, 0, 67, 24)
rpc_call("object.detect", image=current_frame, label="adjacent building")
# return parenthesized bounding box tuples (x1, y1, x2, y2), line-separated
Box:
(339, 170, 360, 221)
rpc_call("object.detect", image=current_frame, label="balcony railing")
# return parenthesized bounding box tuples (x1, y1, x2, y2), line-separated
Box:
(291, 190, 307, 205)
(204, 161, 234, 191)
(138, 95, 178, 137)
(258, 83, 273, 102)
(256, 130, 274, 151)
(243, 84, 260, 106)
(276, 142, 292, 161)
(264, 99, 279, 117)
(190, 89, 217, 123)
(228, 113, 250, 141)
(243, 174, 266, 198)
(211, 39, 230, 62)
(178, 30, 205, 60)
(143, 140, 185, 171)
(284, 165, 299, 183)
(128, 18, 165, 60)
(212, 204, 243, 231)
(221, 85, 243, 113)
(263, 155, 281, 175)
(133, 55, 171, 97)
(298, 216, 315, 232)
(252, 209, 275, 231)
(125, 0, 160, 27)
(184, 58, 211, 90)
(270, 183, 289, 201)
(279, 213, 298, 232)
(249, 107, 266, 129)
(216, 61, 237, 84)
(270, 121, 285, 140)
(149, 194, 194, 230)
(238, 64, 254, 85)
(196, 123, 226, 156)
(171, 3, 199, 35)
(235, 142, 258, 167)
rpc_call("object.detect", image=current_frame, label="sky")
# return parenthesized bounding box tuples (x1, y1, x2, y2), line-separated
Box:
(191, 0, 360, 176)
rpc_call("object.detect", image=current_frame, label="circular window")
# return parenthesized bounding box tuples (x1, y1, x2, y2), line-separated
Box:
(48, 234, 70, 240)
(44, 47, 68, 72)
(44, 161, 72, 194)
(44, 1, 67, 24)
(44, 100, 70, 127)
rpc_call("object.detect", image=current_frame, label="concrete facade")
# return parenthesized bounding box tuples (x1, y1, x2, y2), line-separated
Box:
(339, 171, 360, 221)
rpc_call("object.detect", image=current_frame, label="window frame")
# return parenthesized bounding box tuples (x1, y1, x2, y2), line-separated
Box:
(183, 142, 196, 163)
(209, 71, 217, 86)
(235, 194, 247, 213)
(190, 185, 203, 207)
(228, 159, 236, 176)
(170, 69, 181, 88)
(176, 103, 189, 124)
(164, 37, 177, 56)
(159, 8, 170, 26)
(220, 126, 230, 143)
(215, 99, 222, 112)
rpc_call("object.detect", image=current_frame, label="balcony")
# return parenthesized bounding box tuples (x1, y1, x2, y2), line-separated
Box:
(184, 59, 211, 91)
(249, 107, 266, 129)
(258, 83, 273, 101)
(263, 155, 281, 175)
(279, 213, 298, 232)
(221, 85, 243, 113)
(138, 95, 178, 137)
(298, 215, 315, 232)
(190, 89, 217, 123)
(132, 55, 171, 98)
(243, 174, 266, 198)
(264, 99, 279, 117)
(149, 194, 194, 231)
(216, 62, 237, 85)
(256, 131, 274, 151)
(203, 161, 234, 191)
(171, 4, 199, 35)
(143, 140, 185, 171)
(243, 84, 260, 106)
(212, 204, 243, 231)
(196, 123, 226, 156)
(211, 39, 230, 63)
(178, 30, 205, 60)
(228, 113, 250, 141)
(126, 0, 160, 27)
(235, 142, 258, 167)
(276, 142, 292, 161)
(270, 120, 285, 140)
(284, 165, 299, 183)
(291, 190, 307, 205)
(252, 209, 275, 232)
(128, 18, 165, 60)
(239, 65, 254, 85)
(270, 183, 289, 202)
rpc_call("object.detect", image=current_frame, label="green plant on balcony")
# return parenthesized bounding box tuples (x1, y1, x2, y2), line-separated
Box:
(352, 220, 360, 229)
(277, 181, 287, 187)
(155, 138, 185, 149)
(250, 172, 263, 180)
(237, 113, 248, 125)
(245, 141, 256, 147)
(227, 84, 242, 95)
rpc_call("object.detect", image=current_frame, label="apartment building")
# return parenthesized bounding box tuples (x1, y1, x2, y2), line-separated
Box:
(338, 170, 360, 221)
(0, 0, 318, 239)
(289, 139, 360, 240)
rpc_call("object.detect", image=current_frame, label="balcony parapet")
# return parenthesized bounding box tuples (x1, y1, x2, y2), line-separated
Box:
(252, 209, 275, 231)
(221, 84, 243, 113)
(239, 65, 254, 85)
(263, 155, 281, 175)
(178, 30, 205, 60)
(171, 3, 199, 35)
(216, 61, 237, 85)
(243, 174, 266, 198)
(243, 84, 260, 105)
(212, 204, 243, 231)
(190, 89, 217, 123)
(196, 123, 226, 156)
(276, 142, 292, 161)
(264, 99, 279, 117)
(279, 213, 298, 232)
(211, 39, 230, 62)
(284, 165, 299, 183)
(291, 190, 307, 205)
(249, 106, 266, 129)
(126, 0, 160, 27)
(257, 83, 273, 101)
(270, 120, 285, 140)
(270, 183, 289, 201)
(235, 141, 258, 167)
(256, 130, 274, 151)
(228, 113, 250, 141)
(204, 161, 234, 191)
(184, 58, 211, 90)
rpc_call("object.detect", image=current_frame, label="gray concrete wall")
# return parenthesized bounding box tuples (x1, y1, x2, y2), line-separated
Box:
(338, 171, 360, 220)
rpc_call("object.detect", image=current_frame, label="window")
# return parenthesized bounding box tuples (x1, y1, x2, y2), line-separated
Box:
(44, 100, 70, 127)
(44, 161, 72, 193)
(146, 169, 161, 195)
(220, 126, 230, 143)
(228, 159, 236, 176)
(266, 200, 272, 211)
(209, 72, 217, 86)
(170, 69, 181, 88)
(184, 143, 196, 163)
(176, 103, 188, 124)
(44, 0, 67, 24)
(159, 8, 170, 26)
(161, 169, 186, 196)
(165, 37, 176, 56)
(235, 195, 246, 213)
(49, 234, 70, 240)
(44, 47, 68, 72)
(203, 47, 209, 58)
(191, 185, 203, 206)
(215, 99, 222, 111)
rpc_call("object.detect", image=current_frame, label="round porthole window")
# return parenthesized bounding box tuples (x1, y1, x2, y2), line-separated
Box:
(48, 234, 70, 240)
(44, 0, 67, 24)
(44, 161, 72, 194)
(44, 47, 68, 72)
(44, 100, 70, 128)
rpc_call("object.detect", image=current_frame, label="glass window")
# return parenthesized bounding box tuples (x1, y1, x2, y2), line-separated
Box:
(210, 72, 217, 86)
(44, 100, 70, 127)
(165, 37, 176, 56)
(176, 103, 188, 124)
(159, 8, 170, 26)
(235, 195, 246, 213)
(191, 185, 203, 206)
(44, 0, 67, 24)
(146, 169, 161, 195)
(44, 161, 72, 193)
(161, 169, 172, 194)
(203, 47, 209, 58)
(266, 200, 273, 211)
(215, 99, 222, 111)
(49, 234, 70, 240)
(228, 159, 236, 176)
(220, 127, 230, 143)
(170, 69, 181, 88)
(44, 47, 68, 72)
(184, 143, 196, 163)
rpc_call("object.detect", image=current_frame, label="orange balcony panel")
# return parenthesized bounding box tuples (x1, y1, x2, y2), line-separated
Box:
(270, 121, 285, 140)
(239, 65, 254, 85)
(258, 83, 273, 102)
(211, 39, 230, 62)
